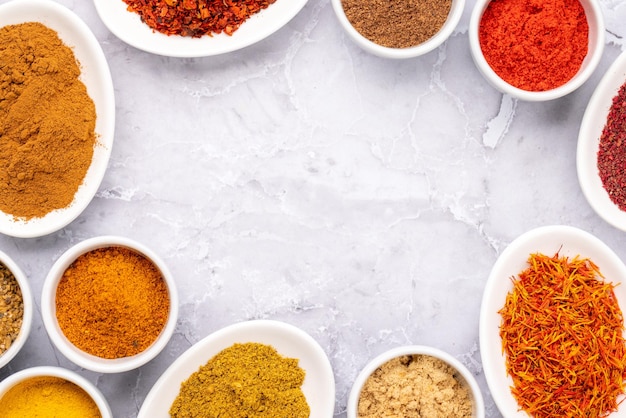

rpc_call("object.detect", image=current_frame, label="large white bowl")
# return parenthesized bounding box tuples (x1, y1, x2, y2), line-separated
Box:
(0, 366, 112, 417)
(347, 345, 484, 417)
(577, 50, 626, 231)
(331, 0, 464, 59)
(480, 225, 626, 417)
(94, 0, 309, 57)
(138, 319, 335, 418)
(469, 0, 604, 101)
(0, 251, 33, 369)
(41, 236, 179, 374)
(0, 0, 115, 238)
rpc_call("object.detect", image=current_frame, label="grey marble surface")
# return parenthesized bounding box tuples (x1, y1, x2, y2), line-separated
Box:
(1, 0, 626, 417)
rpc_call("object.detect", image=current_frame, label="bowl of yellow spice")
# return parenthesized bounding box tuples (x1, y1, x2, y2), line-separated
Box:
(138, 319, 335, 418)
(41, 236, 178, 374)
(331, 0, 465, 59)
(348, 345, 485, 418)
(0, 366, 112, 418)
(0, 250, 33, 369)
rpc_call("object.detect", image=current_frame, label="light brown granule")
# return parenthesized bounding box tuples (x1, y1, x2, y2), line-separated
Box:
(358, 354, 473, 417)
(0, 262, 24, 356)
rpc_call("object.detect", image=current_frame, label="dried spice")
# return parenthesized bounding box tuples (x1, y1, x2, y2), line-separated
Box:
(358, 354, 472, 417)
(479, 0, 588, 91)
(341, 0, 452, 49)
(499, 252, 626, 418)
(0, 22, 97, 220)
(0, 376, 101, 418)
(170, 342, 310, 417)
(55, 246, 170, 359)
(122, 0, 277, 37)
(0, 262, 23, 357)
(598, 80, 626, 210)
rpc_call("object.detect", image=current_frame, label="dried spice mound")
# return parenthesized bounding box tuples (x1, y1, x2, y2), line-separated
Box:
(122, 0, 278, 37)
(598, 80, 626, 211)
(0, 262, 24, 357)
(341, 0, 452, 49)
(500, 252, 626, 418)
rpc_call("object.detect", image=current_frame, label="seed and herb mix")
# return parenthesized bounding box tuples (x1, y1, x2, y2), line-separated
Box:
(0, 262, 23, 357)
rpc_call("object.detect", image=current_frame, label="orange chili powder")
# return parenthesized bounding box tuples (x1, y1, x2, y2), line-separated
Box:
(500, 252, 626, 417)
(479, 0, 589, 92)
(55, 246, 170, 359)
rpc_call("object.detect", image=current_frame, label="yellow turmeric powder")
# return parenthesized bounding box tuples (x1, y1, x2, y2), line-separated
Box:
(170, 342, 310, 417)
(0, 22, 97, 220)
(0, 376, 101, 418)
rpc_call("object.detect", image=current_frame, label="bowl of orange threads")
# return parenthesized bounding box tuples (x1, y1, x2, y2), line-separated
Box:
(480, 225, 626, 417)
(41, 236, 178, 373)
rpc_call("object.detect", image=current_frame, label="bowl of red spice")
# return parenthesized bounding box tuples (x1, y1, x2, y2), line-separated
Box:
(577, 50, 626, 232)
(331, 0, 465, 59)
(41, 236, 179, 374)
(469, 0, 605, 101)
(347, 345, 484, 418)
(481, 225, 626, 417)
(0, 250, 33, 369)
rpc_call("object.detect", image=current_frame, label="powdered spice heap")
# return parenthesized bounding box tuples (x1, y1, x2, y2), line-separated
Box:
(341, 0, 452, 49)
(0, 22, 97, 220)
(122, 0, 277, 37)
(598, 80, 626, 210)
(358, 354, 473, 417)
(55, 247, 170, 359)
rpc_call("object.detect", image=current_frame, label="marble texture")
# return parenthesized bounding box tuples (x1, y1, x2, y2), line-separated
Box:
(1, 0, 626, 417)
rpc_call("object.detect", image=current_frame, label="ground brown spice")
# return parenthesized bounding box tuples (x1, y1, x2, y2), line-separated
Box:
(358, 354, 473, 417)
(341, 0, 452, 49)
(0, 262, 23, 357)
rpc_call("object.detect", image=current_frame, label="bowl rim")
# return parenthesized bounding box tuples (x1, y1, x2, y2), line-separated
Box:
(0, 366, 112, 417)
(468, 0, 605, 101)
(0, 250, 33, 370)
(41, 235, 179, 374)
(346, 345, 485, 418)
(331, 0, 465, 59)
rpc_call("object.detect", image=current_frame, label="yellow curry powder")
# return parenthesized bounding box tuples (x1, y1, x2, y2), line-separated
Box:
(0, 22, 97, 220)
(0, 376, 101, 418)
(55, 246, 170, 359)
(170, 342, 310, 418)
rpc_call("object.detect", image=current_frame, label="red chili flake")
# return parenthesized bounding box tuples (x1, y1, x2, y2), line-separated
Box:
(122, 0, 278, 37)
(598, 80, 626, 211)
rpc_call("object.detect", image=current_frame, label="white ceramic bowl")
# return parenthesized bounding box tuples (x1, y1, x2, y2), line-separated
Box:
(331, 0, 465, 59)
(577, 50, 626, 231)
(0, 0, 115, 238)
(0, 366, 112, 417)
(469, 0, 604, 101)
(347, 345, 485, 417)
(41, 236, 178, 374)
(480, 225, 626, 417)
(138, 319, 335, 418)
(94, 0, 309, 57)
(0, 251, 33, 369)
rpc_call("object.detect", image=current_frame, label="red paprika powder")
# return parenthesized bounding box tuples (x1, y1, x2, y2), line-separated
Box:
(123, 0, 277, 37)
(598, 80, 626, 211)
(478, 0, 589, 92)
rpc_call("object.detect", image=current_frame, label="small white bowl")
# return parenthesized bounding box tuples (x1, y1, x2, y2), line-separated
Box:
(331, 0, 465, 59)
(41, 236, 178, 374)
(347, 345, 485, 417)
(0, 0, 115, 238)
(0, 251, 32, 369)
(138, 319, 335, 418)
(577, 50, 626, 231)
(480, 225, 626, 417)
(0, 366, 112, 417)
(469, 0, 604, 101)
